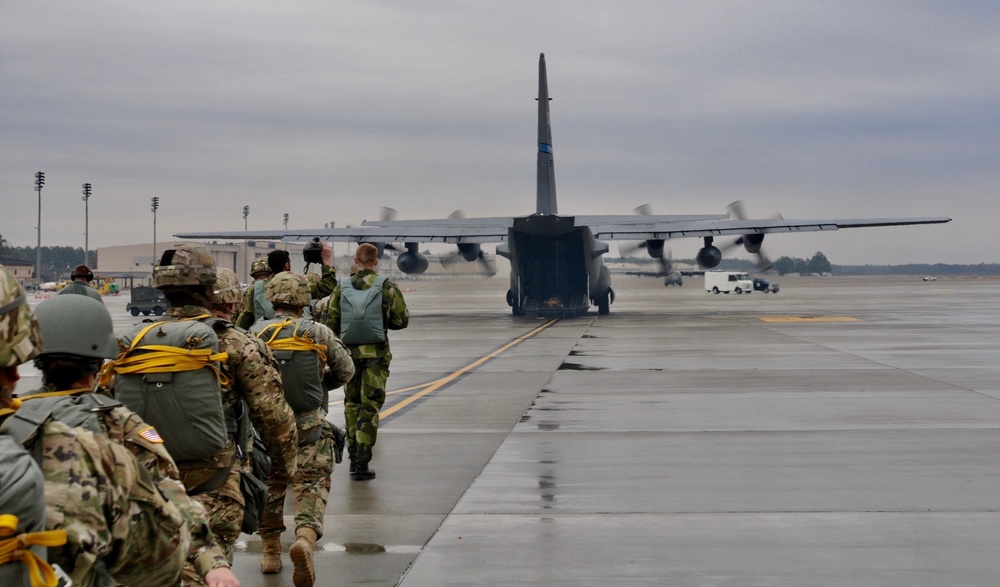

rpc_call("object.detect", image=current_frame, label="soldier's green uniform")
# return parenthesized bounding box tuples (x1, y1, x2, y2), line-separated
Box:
(0, 267, 191, 587)
(251, 272, 354, 586)
(56, 281, 104, 303)
(23, 293, 232, 584)
(325, 267, 409, 478)
(106, 245, 299, 564)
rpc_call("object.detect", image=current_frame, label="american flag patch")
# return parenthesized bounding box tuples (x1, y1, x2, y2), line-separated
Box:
(138, 427, 164, 444)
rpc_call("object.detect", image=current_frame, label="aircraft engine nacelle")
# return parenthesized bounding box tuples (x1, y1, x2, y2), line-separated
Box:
(696, 244, 722, 268)
(742, 233, 765, 254)
(457, 243, 481, 262)
(396, 242, 429, 274)
(645, 239, 664, 259)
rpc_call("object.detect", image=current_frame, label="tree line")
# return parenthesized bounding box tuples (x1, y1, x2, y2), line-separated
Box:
(0, 234, 97, 282)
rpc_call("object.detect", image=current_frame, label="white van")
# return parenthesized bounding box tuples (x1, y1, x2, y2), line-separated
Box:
(704, 271, 754, 294)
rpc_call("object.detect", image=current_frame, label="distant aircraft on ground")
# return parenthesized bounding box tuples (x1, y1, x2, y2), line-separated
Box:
(177, 54, 951, 317)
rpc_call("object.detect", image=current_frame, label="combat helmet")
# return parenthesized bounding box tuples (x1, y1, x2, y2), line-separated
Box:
(0, 266, 42, 368)
(153, 244, 217, 289)
(250, 257, 270, 278)
(212, 267, 243, 307)
(266, 272, 311, 308)
(33, 294, 118, 360)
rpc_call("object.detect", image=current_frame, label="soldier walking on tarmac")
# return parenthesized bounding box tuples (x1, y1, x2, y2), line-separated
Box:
(251, 271, 354, 586)
(325, 243, 409, 480)
(103, 245, 298, 565)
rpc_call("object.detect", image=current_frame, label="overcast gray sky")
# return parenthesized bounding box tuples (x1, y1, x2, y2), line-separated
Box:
(2, 1, 994, 264)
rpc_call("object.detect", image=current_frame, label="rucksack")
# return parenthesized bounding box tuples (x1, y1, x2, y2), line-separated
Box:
(12, 389, 121, 436)
(109, 315, 233, 462)
(251, 317, 327, 413)
(0, 431, 66, 587)
(339, 275, 387, 345)
(252, 279, 274, 325)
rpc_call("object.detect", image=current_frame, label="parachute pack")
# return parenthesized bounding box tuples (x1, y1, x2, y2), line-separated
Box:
(251, 317, 327, 413)
(339, 275, 387, 345)
(108, 316, 233, 462)
(0, 432, 66, 587)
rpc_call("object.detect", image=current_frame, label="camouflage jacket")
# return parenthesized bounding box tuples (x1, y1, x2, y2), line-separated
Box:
(166, 305, 298, 482)
(325, 270, 409, 361)
(1, 415, 190, 587)
(18, 388, 231, 579)
(269, 307, 355, 431)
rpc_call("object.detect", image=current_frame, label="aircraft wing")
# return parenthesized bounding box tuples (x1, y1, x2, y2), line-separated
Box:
(588, 215, 952, 241)
(176, 214, 951, 244)
(174, 221, 513, 245)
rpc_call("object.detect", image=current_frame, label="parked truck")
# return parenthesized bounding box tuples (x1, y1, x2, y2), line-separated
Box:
(126, 286, 167, 316)
(704, 271, 754, 294)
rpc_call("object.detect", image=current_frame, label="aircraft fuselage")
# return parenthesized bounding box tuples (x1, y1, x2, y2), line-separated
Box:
(499, 214, 612, 317)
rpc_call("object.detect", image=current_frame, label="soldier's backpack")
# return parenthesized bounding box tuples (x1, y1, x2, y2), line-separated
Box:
(251, 317, 327, 413)
(0, 431, 66, 587)
(339, 275, 387, 345)
(11, 389, 121, 436)
(109, 315, 233, 462)
(252, 279, 274, 324)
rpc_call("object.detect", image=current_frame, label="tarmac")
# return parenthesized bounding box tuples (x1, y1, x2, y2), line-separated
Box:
(21, 273, 1000, 585)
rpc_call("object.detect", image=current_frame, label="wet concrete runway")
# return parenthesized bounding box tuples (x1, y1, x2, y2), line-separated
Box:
(23, 275, 1000, 585)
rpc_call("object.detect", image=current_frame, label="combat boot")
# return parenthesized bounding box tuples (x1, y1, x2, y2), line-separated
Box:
(289, 526, 318, 587)
(352, 463, 376, 481)
(260, 534, 282, 574)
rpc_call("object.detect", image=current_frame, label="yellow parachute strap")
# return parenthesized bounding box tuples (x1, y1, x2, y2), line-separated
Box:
(98, 314, 229, 388)
(0, 515, 68, 587)
(257, 319, 328, 363)
(16, 388, 91, 402)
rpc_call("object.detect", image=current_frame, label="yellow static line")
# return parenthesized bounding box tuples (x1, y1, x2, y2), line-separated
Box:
(326, 319, 560, 415)
(759, 316, 861, 323)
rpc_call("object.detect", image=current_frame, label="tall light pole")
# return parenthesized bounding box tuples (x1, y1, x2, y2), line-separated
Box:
(151, 197, 160, 268)
(34, 172, 44, 283)
(243, 205, 250, 282)
(82, 183, 92, 266)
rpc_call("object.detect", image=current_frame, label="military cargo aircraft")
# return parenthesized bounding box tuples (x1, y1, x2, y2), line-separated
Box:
(177, 54, 950, 317)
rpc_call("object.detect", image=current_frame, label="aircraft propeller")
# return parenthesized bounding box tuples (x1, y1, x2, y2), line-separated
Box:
(718, 200, 778, 271)
(439, 210, 497, 276)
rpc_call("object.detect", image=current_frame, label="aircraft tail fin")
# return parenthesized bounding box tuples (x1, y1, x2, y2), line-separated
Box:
(536, 53, 557, 215)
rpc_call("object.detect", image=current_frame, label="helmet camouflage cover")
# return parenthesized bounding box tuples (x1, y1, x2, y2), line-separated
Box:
(212, 267, 243, 306)
(266, 271, 311, 308)
(250, 257, 270, 277)
(0, 266, 43, 368)
(153, 244, 217, 289)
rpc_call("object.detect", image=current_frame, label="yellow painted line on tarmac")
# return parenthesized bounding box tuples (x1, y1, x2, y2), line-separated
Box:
(759, 316, 861, 323)
(327, 319, 560, 414)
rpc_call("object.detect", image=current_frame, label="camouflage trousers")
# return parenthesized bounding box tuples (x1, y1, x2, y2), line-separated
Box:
(344, 359, 389, 466)
(258, 421, 335, 538)
(181, 467, 244, 586)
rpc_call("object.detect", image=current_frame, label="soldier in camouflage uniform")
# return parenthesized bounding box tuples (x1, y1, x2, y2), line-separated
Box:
(106, 245, 298, 562)
(26, 294, 240, 587)
(325, 243, 409, 480)
(237, 247, 337, 329)
(0, 265, 56, 587)
(0, 266, 191, 587)
(250, 272, 354, 587)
